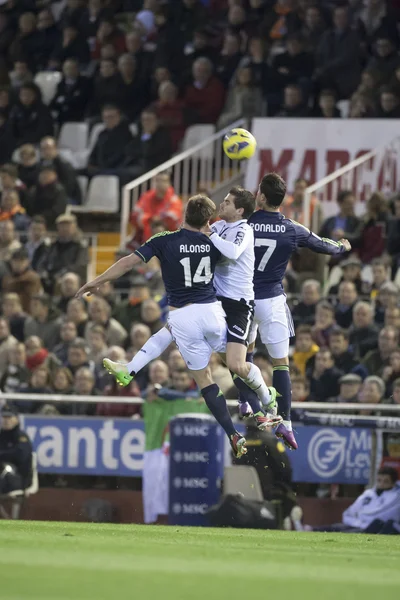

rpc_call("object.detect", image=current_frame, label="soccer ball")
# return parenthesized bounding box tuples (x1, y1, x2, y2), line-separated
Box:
(222, 128, 257, 160)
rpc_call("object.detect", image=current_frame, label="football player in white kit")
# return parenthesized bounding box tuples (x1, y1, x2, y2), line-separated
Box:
(100, 188, 281, 430)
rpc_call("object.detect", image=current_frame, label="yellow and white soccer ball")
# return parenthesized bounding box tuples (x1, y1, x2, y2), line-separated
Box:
(222, 127, 257, 160)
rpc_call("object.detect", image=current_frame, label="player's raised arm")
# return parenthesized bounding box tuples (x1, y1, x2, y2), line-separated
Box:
(293, 220, 351, 255)
(75, 253, 141, 297)
(209, 226, 253, 260)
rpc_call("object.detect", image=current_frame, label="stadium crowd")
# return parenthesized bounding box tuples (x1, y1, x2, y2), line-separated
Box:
(0, 0, 399, 419)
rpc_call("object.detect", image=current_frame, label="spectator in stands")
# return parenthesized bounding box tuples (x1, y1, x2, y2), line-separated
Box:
(124, 30, 153, 87)
(17, 144, 40, 190)
(129, 171, 183, 245)
(348, 192, 390, 264)
(66, 299, 89, 338)
(1, 293, 27, 342)
(2, 247, 42, 313)
(216, 32, 243, 88)
(51, 58, 92, 126)
(388, 194, 400, 273)
(373, 86, 400, 118)
(328, 256, 363, 295)
(127, 323, 151, 361)
(50, 23, 91, 69)
(301, 5, 327, 53)
(367, 37, 400, 85)
(385, 306, 400, 330)
(292, 279, 321, 328)
(140, 299, 163, 335)
(0, 13, 14, 65)
(117, 53, 147, 122)
(0, 318, 17, 379)
(56, 273, 81, 313)
(277, 84, 310, 117)
(89, 58, 121, 117)
(313, 89, 341, 118)
(17, 365, 53, 412)
(79, 0, 110, 39)
(349, 301, 379, 360)
(312, 300, 336, 348)
(382, 349, 400, 398)
(152, 81, 186, 153)
(0, 343, 29, 394)
(92, 18, 126, 60)
(333, 373, 362, 404)
(0, 191, 30, 232)
(24, 335, 61, 374)
(385, 377, 400, 411)
(125, 108, 172, 179)
(86, 297, 127, 347)
(375, 281, 399, 325)
(0, 220, 21, 262)
(25, 216, 50, 277)
(53, 320, 78, 365)
(52, 366, 73, 396)
(184, 57, 225, 124)
(328, 328, 359, 374)
(363, 326, 399, 377)
(307, 348, 343, 402)
(98, 373, 142, 418)
(320, 190, 359, 242)
(24, 295, 60, 351)
(144, 359, 170, 398)
(167, 348, 186, 372)
(370, 258, 391, 299)
(9, 83, 54, 146)
(292, 324, 319, 377)
(282, 177, 321, 230)
(86, 325, 108, 366)
(217, 65, 264, 129)
(314, 5, 361, 99)
(291, 375, 309, 404)
(36, 9, 61, 70)
(88, 104, 133, 174)
(44, 214, 88, 290)
(8, 12, 41, 71)
(0, 114, 15, 165)
(27, 167, 67, 228)
(8, 60, 33, 92)
(0, 164, 27, 206)
(358, 375, 385, 415)
(273, 33, 314, 91)
(0, 85, 11, 118)
(39, 136, 82, 203)
(66, 338, 93, 376)
(71, 367, 98, 415)
(335, 281, 358, 329)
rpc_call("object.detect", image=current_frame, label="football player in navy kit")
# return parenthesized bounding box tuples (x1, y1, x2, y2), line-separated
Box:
(76, 194, 252, 457)
(247, 173, 351, 449)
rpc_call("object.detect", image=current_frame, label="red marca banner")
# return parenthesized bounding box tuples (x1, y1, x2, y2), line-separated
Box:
(245, 119, 400, 214)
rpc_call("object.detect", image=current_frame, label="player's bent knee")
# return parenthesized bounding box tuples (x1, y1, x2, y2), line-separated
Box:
(227, 360, 247, 379)
(270, 356, 289, 367)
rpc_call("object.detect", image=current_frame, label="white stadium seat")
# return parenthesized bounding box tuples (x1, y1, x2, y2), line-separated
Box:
(34, 71, 62, 105)
(69, 175, 119, 214)
(182, 124, 216, 159)
(58, 122, 89, 154)
(77, 175, 89, 199)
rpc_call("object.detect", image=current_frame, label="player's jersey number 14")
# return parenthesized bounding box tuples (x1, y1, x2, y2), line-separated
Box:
(255, 239, 277, 272)
(180, 256, 212, 287)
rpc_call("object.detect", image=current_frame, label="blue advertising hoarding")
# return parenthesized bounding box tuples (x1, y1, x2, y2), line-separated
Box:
(19, 416, 372, 484)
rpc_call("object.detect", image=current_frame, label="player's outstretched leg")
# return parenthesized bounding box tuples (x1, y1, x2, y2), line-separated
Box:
(271, 362, 298, 450)
(104, 327, 173, 386)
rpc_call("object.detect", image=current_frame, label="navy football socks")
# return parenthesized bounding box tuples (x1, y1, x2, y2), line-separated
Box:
(272, 365, 291, 421)
(201, 383, 237, 437)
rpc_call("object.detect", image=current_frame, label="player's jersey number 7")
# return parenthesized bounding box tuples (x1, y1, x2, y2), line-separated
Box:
(180, 256, 212, 287)
(255, 239, 277, 272)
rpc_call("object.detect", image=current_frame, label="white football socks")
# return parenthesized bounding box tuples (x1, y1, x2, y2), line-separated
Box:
(243, 362, 271, 406)
(126, 327, 173, 374)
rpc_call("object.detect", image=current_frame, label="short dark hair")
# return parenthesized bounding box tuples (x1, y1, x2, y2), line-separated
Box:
(102, 104, 120, 113)
(259, 172, 287, 207)
(11, 247, 29, 261)
(229, 186, 255, 219)
(32, 293, 51, 308)
(31, 215, 46, 226)
(337, 190, 353, 204)
(377, 467, 398, 483)
(69, 338, 88, 352)
(0, 163, 18, 179)
(329, 327, 349, 341)
(185, 194, 216, 229)
(317, 300, 335, 314)
(296, 324, 313, 337)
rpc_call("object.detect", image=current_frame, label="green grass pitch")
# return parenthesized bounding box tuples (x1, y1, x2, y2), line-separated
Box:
(1, 521, 400, 600)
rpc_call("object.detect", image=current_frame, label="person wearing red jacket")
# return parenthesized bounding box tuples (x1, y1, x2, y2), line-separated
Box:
(129, 171, 183, 244)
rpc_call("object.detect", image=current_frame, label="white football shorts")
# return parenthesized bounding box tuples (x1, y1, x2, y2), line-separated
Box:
(167, 301, 227, 370)
(248, 294, 295, 359)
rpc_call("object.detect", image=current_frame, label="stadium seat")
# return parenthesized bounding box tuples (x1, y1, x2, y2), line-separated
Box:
(77, 175, 89, 200)
(224, 466, 264, 501)
(182, 124, 216, 159)
(73, 123, 105, 169)
(338, 100, 350, 118)
(34, 71, 62, 105)
(69, 175, 119, 214)
(0, 453, 39, 520)
(58, 122, 89, 154)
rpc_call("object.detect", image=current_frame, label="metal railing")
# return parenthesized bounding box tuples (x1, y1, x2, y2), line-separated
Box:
(303, 135, 400, 230)
(120, 120, 247, 247)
